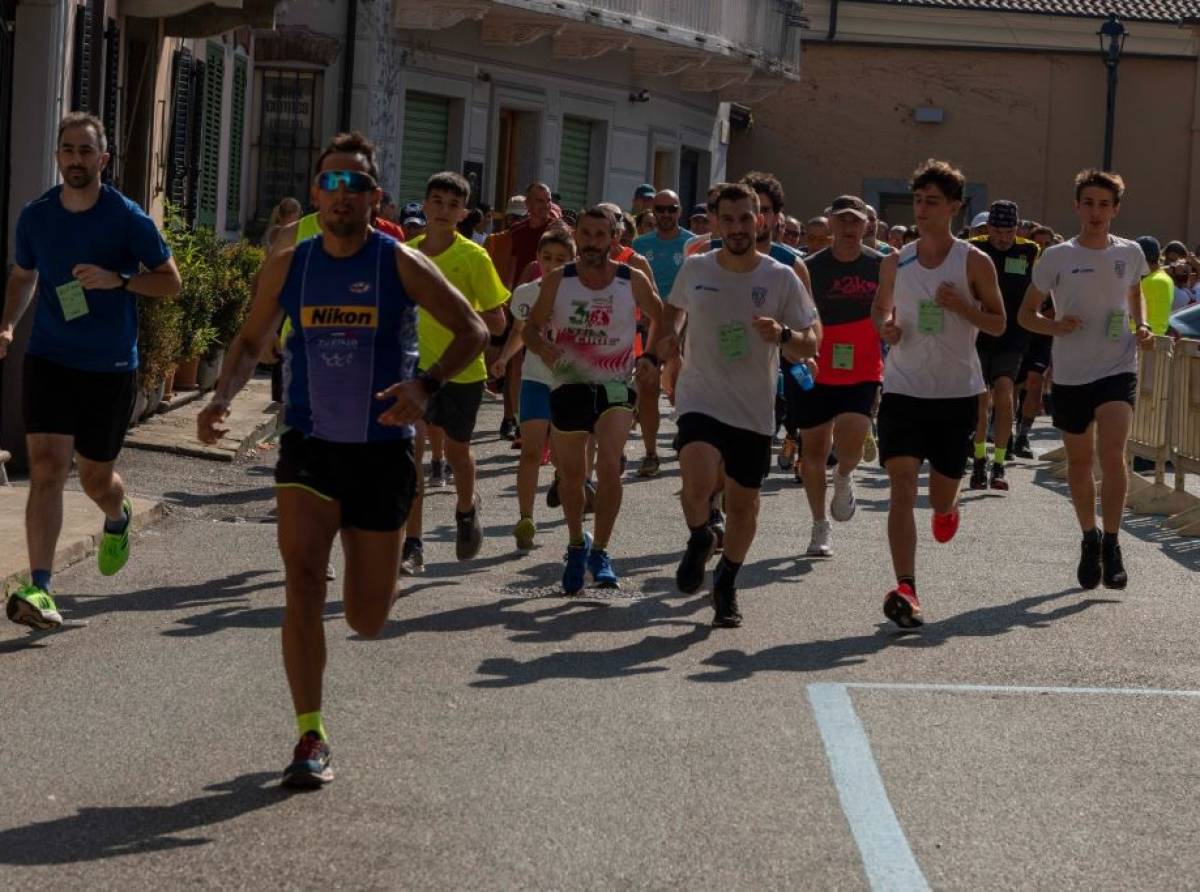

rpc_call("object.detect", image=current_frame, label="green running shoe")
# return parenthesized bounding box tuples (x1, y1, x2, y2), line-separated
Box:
(98, 497, 133, 576)
(7, 583, 62, 631)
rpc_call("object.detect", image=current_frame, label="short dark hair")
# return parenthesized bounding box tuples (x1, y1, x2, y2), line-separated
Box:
(1074, 168, 1125, 204)
(706, 182, 730, 212)
(315, 131, 378, 182)
(910, 158, 966, 202)
(740, 170, 784, 214)
(57, 112, 107, 153)
(524, 181, 552, 198)
(539, 228, 576, 256)
(715, 182, 760, 216)
(426, 171, 470, 201)
(1031, 225, 1054, 239)
(581, 204, 618, 233)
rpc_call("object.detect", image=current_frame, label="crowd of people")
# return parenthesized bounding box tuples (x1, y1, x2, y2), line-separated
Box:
(0, 111, 1181, 787)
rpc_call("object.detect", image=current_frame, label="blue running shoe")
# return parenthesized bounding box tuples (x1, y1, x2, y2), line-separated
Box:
(282, 731, 333, 788)
(587, 548, 619, 589)
(562, 532, 592, 595)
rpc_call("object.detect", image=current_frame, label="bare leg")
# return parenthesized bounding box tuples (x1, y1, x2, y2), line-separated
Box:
(592, 409, 635, 546)
(637, 375, 660, 457)
(992, 377, 1015, 454)
(76, 456, 127, 522)
(25, 434, 73, 574)
(517, 420, 549, 519)
(1062, 426, 1097, 532)
(721, 479, 760, 564)
(444, 435, 476, 514)
(552, 431, 589, 543)
(800, 423, 834, 521)
(340, 526, 403, 637)
(1095, 402, 1133, 534)
(680, 442, 721, 530)
(403, 420, 427, 540)
(833, 413, 870, 473)
(884, 457, 920, 579)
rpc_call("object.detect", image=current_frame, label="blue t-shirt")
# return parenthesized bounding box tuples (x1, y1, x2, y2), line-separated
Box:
(16, 185, 171, 372)
(708, 239, 802, 268)
(632, 228, 693, 297)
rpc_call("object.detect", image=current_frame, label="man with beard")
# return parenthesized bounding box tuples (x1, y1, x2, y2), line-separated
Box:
(523, 207, 663, 595)
(198, 131, 486, 785)
(2, 113, 181, 631)
(664, 183, 819, 627)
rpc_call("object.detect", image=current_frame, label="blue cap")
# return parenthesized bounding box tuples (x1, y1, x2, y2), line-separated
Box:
(401, 201, 426, 225)
(1136, 236, 1161, 265)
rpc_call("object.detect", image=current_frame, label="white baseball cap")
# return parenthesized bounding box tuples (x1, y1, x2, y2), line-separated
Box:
(970, 211, 990, 229)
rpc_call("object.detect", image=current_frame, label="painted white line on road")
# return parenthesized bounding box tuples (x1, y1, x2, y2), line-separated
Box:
(842, 682, 1200, 698)
(807, 683, 930, 892)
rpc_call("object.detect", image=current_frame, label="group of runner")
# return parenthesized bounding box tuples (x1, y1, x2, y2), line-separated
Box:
(1, 113, 1157, 786)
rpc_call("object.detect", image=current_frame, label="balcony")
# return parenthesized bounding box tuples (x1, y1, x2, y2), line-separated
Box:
(392, 0, 803, 100)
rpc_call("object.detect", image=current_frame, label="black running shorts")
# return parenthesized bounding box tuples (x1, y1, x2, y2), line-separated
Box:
(877, 392, 978, 479)
(1050, 372, 1137, 436)
(791, 381, 880, 431)
(274, 429, 417, 531)
(977, 347, 1023, 386)
(676, 412, 772, 490)
(1019, 334, 1053, 379)
(425, 380, 485, 444)
(22, 353, 136, 463)
(550, 381, 636, 434)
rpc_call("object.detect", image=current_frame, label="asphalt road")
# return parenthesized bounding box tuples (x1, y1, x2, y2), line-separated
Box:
(2, 398, 1198, 890)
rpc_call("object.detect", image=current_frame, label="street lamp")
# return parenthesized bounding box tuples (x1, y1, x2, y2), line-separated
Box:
(1098, 13, 1128, 171)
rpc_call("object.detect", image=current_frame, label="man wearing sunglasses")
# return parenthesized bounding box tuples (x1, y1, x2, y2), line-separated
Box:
(198, 132, 487, 788)
(631, 189, 693, 478)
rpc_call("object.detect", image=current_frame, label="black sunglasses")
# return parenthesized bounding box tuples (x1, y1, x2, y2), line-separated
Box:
(316, 170, 377, 193)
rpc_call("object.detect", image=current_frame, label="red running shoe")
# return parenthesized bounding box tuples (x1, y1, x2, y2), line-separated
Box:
(883, 582, 923, 628)
(931, 508, 960, 543)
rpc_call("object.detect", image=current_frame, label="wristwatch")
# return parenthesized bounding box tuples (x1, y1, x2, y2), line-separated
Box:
(118, 273, 133, 290)
(778, 325, 793, 346)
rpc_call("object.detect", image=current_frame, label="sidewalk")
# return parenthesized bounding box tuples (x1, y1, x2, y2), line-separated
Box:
(0, 487, 165, 589)
(123, 376, 278, 462)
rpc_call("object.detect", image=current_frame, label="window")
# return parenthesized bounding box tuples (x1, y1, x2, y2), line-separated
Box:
(399, 92, 450, 205)
(251, 69, 322, 232)
(196, 41, 224, 228)
(558, 117, 593, 213)
(225, 54, 248, 232)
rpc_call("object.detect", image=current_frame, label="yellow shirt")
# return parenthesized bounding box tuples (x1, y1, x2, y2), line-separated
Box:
(410, 232, 509, 383)
(1141, 268, 1174, 335)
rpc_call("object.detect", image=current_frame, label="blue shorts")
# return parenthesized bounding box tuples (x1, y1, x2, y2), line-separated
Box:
(519, 379, 552, 424)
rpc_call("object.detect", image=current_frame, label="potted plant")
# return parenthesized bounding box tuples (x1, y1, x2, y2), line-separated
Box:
(165, 206, 221, 390)
(134, 294, 183, 424)
(203, 238, 264, 390)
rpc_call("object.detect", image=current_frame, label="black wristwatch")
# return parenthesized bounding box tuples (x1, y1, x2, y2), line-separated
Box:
(417, 373, 442, 396)
(118, 273, 133, 290)
(778, 325, 793, 346)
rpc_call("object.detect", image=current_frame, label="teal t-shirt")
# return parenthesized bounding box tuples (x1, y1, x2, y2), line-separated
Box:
(633, 228, 693, 296)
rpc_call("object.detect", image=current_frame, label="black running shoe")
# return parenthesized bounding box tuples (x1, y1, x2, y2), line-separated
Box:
(546, 477, 561, 509)
(1077, 528, 1102, 590)
(1011, 435, 1034, 459)
(989, 461, 1009, 491)
(282, 731, 333, 788)
(1102, 539, 1128, 590)
(499, 417, 517, 441)
(455, 494, 484, 560)
(676, 527, 716, 594)
(708, 509, 726, 552)
(712, 576, 742, 628)
(969, 457, 988, 490)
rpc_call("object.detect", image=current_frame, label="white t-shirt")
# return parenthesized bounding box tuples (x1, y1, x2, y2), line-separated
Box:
(510, 280, 555, 386)
(1031, 237, 1148, 386)
(668, 251, 817, 436)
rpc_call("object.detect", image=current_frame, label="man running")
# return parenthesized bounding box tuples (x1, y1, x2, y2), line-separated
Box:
(968, 200, 1039, 491)
(665, 183, 818, 627)
(871, 159, 1006, 628)
(523, 207, 663, 595)
(1, 112, 181, 630)
(796, 196, 882, 557)
(198, 131, 486, 786)
(1017, 168, 1152, 591)
(632, 189, 693, 477)
(399, 171, 509, 575)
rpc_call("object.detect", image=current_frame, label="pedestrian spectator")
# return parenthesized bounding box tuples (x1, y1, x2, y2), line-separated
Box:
(631, 183, 656, 215)
(1163, 240, 1188, 265)
(1167, 260, 1196, 313)
(264, 196, 302, 248)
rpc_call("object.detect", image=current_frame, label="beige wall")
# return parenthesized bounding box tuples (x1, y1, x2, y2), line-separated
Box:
(731, 43, 1196, 244)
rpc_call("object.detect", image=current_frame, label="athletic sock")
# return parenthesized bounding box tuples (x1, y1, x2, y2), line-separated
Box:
(973, 441, 987, 459)
(714, 557, 742, 588)
(30, 569, 52, 592)
(103, 503, 131, 534)
(455, 506, 475, 521)
(688, 523, 711, 539)
(404, 536, 422, 550)
(897, 575, 916, 593)
(994, 446, 1008, 464)
(296, 710, 328, 742)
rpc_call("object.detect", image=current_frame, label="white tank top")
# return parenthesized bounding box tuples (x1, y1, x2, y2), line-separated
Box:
(884, 238, 985, 399)
(551, 262, 638, 385)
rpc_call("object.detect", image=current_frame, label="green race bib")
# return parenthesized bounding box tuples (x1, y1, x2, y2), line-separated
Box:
(832, 343, 854, 370)
(918, 300, 944, 335)
(56, 279, 89, 321)
(1003, 256, 1029, 276)
(603, 380, 628, 405)
(718, 321, 748, 361)
(1107, 310, 1127, 341)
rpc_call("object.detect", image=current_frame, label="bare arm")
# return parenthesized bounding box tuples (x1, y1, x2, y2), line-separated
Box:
(397, 245, 488, 383)
(629, 267, 663, 355)
(792, 257, 813, 298)
(0, 264, 38, 360)
(491, 318, 526, 376)
(944, 249, 1005, 337)
(480, 306, 508, 337)
(1129, 281, 1154, 349)
(1017, 284, 1075, 336)
(871, 254, 902, 344)
(72, 257, 181, 298)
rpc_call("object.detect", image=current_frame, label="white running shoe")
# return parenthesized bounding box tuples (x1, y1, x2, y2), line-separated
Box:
(806, 520, 832, 557)
(830, 470, 857, 522)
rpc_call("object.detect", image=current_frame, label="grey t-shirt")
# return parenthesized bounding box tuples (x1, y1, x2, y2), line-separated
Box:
(1031, 237, 1148, 386)
(669, 251, 817, 436)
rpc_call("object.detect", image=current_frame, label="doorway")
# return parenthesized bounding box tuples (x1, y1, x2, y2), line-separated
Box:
(493, 108, 539, 211)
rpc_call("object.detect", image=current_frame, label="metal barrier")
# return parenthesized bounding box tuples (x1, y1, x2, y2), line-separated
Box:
(1164, 338, 1200, 534)
(1125, 336, 1191, 514)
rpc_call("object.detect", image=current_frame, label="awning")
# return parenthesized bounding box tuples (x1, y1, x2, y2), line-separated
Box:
(121, 0, 240, 18)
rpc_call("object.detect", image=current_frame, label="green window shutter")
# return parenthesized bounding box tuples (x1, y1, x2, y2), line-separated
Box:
(398, 93, 449, 204)
(558, 117, 592, 213)
(225, 54, 247, 231)
(196, 41, 224, 228)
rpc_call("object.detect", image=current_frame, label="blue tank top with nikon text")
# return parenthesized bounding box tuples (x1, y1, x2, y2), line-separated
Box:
(279, 231, 418, 442)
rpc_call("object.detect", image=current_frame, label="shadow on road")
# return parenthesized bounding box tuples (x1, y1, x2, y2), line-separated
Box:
(687, 588, 1118, 682)
(0, 772, 284, 864)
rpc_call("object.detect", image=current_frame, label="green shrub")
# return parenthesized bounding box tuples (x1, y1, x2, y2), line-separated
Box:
(137, 294, 183, 391)
(213, 239, 264, 348)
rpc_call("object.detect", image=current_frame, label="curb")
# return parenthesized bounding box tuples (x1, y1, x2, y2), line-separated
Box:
(2, 500, 170, 591)
(124, 407, 280, 463)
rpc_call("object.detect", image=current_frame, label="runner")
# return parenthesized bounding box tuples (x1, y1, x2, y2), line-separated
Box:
(197, 132, 487, 786)
(968, 200, 1039, 491)
(490, 228, 576, 549)
(804, 216, 831, 256)
(871, 159, 1006, 628)
(632, 189, 693, 477)
(1013, 311, 1053, 459)
(664, 183, 819, 626)
(864, 204, 893, 256)
(781, 216, 804, 250)
(795, 195, 882, 557)
(1017, 168, 1152, 591)
(688, 204, 710, 236)
(1, 112, 181, 630)
(400, 171, 510, 575)
(522, 206, 663, 595)
(631, 184, 657, 216)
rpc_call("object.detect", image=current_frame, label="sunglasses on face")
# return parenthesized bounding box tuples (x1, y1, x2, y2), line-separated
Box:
(654, 204, 679, 214)
(316, 170, 377, 193)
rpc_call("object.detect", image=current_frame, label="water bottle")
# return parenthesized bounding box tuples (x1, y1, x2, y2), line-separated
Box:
(789, 361, 815, 392)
